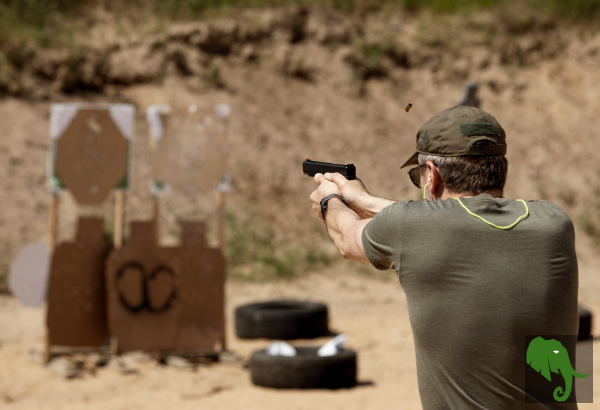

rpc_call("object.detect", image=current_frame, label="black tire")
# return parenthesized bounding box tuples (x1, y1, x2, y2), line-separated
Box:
(235, 300, 328, 340)
(250, 346, 357, 389)
(578, 305, 592, 341)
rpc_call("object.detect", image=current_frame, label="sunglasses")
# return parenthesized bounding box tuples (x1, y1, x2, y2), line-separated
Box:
(408, 164, 426, 188)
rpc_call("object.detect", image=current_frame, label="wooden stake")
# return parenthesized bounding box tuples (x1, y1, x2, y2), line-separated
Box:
(114, 190, 124, 249)
(215, 191, 226, 254)
(47, 194, 58, 252)
(44, 194, 59, 363)
(110, 336, 119, 357)
(215, 190, 227, 351)
(44, 331, 51, 364)
(152, 194, 160, 221)
(111, 190, 125, 356)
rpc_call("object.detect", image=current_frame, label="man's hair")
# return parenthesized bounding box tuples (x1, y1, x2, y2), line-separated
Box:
(418, 141, 508, 194)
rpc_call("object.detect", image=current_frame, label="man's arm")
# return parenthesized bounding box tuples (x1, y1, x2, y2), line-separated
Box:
(322, 173, 396, 219)
(355, 196, 397, 219)
(324, 200, 371, 264)
(310, 173, 401, 271)
(309, 174, 371, 263)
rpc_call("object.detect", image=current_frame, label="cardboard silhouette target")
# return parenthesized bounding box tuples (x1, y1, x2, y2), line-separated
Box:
(49, 104, 134, 205)
(105, 220, 181, 351)
(150, 104, 230, 193)
(46, 218, 111, 347)
(105, 219, 225, 352)
(173, 222, 225, 349)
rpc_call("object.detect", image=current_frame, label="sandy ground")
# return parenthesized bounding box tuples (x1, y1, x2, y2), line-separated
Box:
(1, 265, 599, 410)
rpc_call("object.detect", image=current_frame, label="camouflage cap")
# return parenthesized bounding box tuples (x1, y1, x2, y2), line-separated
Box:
(400, 105, 507, 169)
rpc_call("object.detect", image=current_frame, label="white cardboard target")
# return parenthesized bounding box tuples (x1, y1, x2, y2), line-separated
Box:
(9, 242, 51, 307)
(146, 105, 170, 143)
(147, 104, 231, 194)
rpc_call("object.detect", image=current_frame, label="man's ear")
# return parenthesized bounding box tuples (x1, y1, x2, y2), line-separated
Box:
(426, 160, 444, 199)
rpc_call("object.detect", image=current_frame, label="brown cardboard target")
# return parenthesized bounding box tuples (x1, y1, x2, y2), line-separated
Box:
(46, 218, 111, 347)
(54, 108, 129, 205)
(153, 105, 229, 192)
(105, 219, 225, 352)
(173, 222, 225, 349)
(105, 220, 181, 351)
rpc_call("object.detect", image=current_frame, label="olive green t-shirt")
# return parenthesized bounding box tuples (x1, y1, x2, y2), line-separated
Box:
(362, 194, 579, 410)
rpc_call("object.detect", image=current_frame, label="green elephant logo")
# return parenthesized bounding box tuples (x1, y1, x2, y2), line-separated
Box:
(526, 336, 590, 402)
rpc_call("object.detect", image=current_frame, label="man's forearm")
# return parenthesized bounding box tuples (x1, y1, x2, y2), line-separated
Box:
(356, 195, 397, 219)
(324, 200, 370, 263)
(319, 173, 396, 220)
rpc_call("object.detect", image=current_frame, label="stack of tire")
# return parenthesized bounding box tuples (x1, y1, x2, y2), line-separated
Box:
(235, 300, 357, 389)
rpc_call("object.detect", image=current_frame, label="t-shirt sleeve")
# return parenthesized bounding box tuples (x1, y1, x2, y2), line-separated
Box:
(361, 201, 407, 271)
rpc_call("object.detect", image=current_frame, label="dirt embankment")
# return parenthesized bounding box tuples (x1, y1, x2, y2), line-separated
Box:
(2, 4, 600, 284)
(0, 6, 570, 98)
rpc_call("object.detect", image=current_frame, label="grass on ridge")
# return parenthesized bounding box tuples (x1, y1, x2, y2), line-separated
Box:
(2, 0, 600, 49)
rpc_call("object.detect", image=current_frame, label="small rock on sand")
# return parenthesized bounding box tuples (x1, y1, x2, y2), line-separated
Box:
(165, 355, 193, 369)
(47, 357, 79, 378)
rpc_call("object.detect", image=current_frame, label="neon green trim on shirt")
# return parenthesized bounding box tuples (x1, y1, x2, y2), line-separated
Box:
(454, 198, 529, 230)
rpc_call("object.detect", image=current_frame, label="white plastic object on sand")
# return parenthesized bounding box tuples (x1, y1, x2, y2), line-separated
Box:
(265, 341, 297, 357)
(9, 242, 51, 307)
(317, 334, 348, 357)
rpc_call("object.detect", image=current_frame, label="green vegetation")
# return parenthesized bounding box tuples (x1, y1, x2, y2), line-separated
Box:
(207, 62, 224, 87)
(359, 42, 387, 66)
(102, 216, 115, 245)
(2, 0, 600, 49)
(579, 190, 600, 244)
(226, 212, 332, 281)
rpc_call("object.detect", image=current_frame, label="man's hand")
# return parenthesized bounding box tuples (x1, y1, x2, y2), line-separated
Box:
(323, 173, 370, 212)
(310, 173, 342, 222)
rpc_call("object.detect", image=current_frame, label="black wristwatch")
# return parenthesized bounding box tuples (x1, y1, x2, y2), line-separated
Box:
(320, 194, 348, 221)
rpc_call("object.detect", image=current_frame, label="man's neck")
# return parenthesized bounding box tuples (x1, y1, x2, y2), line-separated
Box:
(439, 189, 503, 200)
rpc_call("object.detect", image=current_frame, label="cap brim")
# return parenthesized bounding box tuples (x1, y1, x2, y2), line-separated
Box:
(400, 151, 419, 169)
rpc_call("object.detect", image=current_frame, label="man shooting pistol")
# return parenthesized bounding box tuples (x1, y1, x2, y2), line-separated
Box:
(306, 106, 580, 409)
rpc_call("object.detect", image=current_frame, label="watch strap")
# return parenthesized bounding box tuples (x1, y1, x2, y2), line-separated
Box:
(320, 194, 348, 221)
